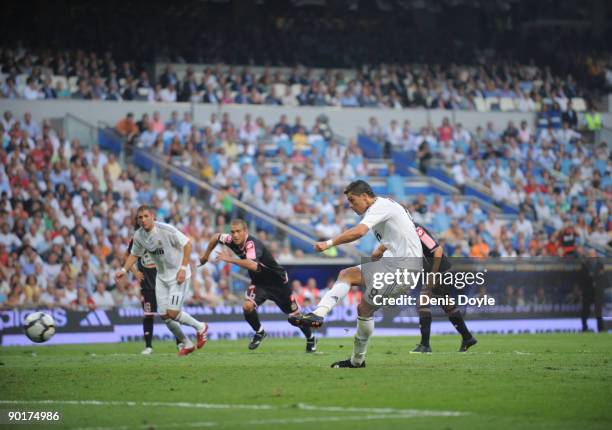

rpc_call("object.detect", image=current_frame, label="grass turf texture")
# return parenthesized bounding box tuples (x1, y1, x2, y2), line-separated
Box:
(0, 334, 611, 430)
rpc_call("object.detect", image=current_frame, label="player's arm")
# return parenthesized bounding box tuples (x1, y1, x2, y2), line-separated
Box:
(216, 254, 259, 271)
(127, 255, 144, 281)
(216, 238, 259, 272)
(176, 238, 192, 283)
(372, 244, 387, 260)
(430, 246, 444, 273)
(418, 224, 444, 281)
(124, 242, 144, 281)
(130, 265, 144, 281)
(165, 225, 192, 283)
(314, 224, 369, 252)
(115, 254, 138, 282)
(199, 233, 222, 266)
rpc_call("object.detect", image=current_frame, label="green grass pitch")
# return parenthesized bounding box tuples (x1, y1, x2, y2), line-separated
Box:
(1, 334, 611, 429)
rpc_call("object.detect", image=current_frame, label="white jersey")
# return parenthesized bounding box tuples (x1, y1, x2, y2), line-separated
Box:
(360, 197, 422, 258)
(130, 221, 191, 282)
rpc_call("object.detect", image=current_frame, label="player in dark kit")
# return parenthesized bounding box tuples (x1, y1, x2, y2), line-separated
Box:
(373, 222, 477, 353)
(199, 219, 316, 352)
(126, 236, 160, 355)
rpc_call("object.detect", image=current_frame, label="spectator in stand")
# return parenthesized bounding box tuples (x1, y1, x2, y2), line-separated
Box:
(489, 173, 511, 206)
(437, 117, 453, 143)
(115, 112, 139, 143)
(470, 235, 490, 259)
(22, 77, 42, 100)
(417, 141, 432, 175)
(562, 101, 579, 129)
(536, 104, 550, 130)
(72, 288, 96, 311)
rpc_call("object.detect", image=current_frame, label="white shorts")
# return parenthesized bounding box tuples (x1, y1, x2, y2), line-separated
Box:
(155, 275, 190, 315)
(358, 258, 421, 308)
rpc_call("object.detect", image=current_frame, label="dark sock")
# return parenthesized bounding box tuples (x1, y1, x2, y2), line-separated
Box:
(244, 309, 262, 332)
(449, 312, 472, 341)
(581, 317, 588, 331)
(419, 314, 432, 347)
(143, 317, 153, 348)
(300, 326, 313, 339)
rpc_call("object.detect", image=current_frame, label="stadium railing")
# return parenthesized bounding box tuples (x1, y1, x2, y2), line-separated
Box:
(90, 118, 366, 260)
(354, 133, 609, 255)
(130, 147, 365, 259)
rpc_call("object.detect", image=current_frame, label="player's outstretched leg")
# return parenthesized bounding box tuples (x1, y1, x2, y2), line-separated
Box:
(162, 316, 194, 356)
(445, 307, 477, 352)
(303, 326, 316, 353)
(280, 292, 317, 352)
(142, 315, 154, 355)
(243, 301, 267, 350)
(331, 301, 374, 368)
(289, 267, 361, 329)
(411, 309, 432, 354)
(168, 309, 208, 350)
(287, 310, 316, 353)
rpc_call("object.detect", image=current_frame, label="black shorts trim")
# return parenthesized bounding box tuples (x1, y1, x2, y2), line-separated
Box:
(244, 283, 299, 314)
(141, 288, 157, 314)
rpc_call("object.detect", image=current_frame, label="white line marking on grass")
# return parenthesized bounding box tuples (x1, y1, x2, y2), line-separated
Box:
(295, 403, 466, 416)
(73, 423, 218, 430)
(73, 413, 465, 430)
(0, 399, 468, 417)
(0, 400, 275, 411)
(242, 413, 465, 424)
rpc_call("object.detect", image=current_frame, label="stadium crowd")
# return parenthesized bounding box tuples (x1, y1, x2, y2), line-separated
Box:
(125, 104, 611, 256)
(0, 47, 605, 111)
(363, 113, 611, 255)
(0, 110, 280, 310)
(0, 105, 609, 311)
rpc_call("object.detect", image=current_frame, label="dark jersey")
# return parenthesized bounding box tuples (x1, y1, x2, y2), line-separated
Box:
(219, 233, 288, 287)
(414, 223, 452, 273)
(127, 238, 157, 290)
(559, 226, 577, 255)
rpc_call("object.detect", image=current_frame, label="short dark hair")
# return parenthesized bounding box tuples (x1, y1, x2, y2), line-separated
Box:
(344, 180, 375, 197)
(230, 218, 248, 229)
(137, 205, 154, 215)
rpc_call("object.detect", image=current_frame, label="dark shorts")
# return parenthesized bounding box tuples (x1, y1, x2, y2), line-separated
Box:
(418, 280, 457, 312)
(141, 288, 157, 315)
(244, 283, 299, 315)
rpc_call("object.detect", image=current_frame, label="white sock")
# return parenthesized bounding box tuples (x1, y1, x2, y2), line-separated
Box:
(176, 311, 205, 331)
(313, 281, 350, 317)
(351, 316, 374, 366)
(164, 318, 192, 348)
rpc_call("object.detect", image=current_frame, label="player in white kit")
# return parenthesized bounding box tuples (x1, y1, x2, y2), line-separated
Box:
(115, 205, 208, 356)
(289, 180, 423, 367)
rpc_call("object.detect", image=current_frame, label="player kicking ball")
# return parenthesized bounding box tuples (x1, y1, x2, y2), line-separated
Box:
(373, 222, 477, 353)
(289, 180, 423, 368)
(199, 219, 316, 353)
(115, 205, 208, 356)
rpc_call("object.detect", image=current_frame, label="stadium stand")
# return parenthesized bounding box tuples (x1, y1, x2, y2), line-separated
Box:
(0, 11, 610, 310)
(1, 99, 609, 310)
(0, 47, 598, 112)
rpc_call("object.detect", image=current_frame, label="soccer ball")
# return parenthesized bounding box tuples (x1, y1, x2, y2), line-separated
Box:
(24, 312, 56, 343)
